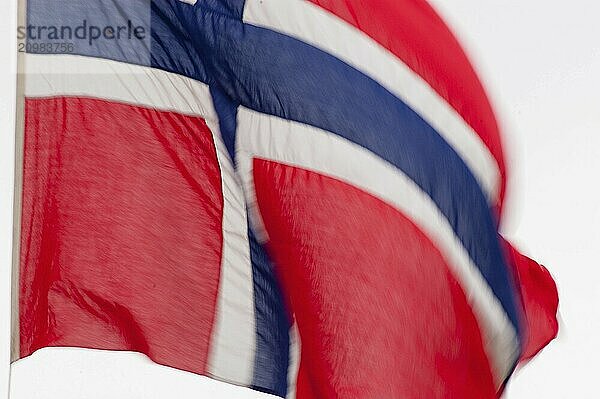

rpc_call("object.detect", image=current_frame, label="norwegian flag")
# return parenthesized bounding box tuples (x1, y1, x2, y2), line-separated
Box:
(12, 0, 558, 398)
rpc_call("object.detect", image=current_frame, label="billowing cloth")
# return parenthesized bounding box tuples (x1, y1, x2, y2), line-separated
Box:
(13, 0, 558, 398)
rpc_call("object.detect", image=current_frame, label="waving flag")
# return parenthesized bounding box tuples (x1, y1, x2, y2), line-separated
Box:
(12, 0, 558, 398)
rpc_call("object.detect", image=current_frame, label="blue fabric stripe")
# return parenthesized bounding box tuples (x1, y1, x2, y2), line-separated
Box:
(199, 0, 246, 20)
(26, 0, 152, 64)
(149, 0, 210, 82)
(210, 86, 239, 161)
(248, 224, 291, 397)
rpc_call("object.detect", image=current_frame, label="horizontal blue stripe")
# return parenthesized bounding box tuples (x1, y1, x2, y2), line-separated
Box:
(26, 0, 211, 83)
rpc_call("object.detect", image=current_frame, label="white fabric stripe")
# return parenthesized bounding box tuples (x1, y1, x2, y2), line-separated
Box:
(205, 118, 256, 385)
(24, 54, 216, 120)
(237, 156, 270, 244)
(242, 0, 501, 204)
(236, 107, 519, 385)
(24, 53, 256, 385)
(286, 322, 300, 399)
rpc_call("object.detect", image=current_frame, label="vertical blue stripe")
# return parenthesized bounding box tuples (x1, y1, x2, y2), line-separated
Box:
(210, 86, 238, 161)
(248, 224, 291, 397)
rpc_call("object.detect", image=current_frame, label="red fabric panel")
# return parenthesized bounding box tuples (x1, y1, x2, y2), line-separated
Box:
(19, 97, 224, 375)
(504, 241, 559, 361)
(253, 159, 496, 399)
(307, 0, 507, 211)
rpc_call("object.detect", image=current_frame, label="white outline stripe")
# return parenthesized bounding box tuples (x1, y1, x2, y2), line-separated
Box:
(236, 107, 519, 385)
(242, 0, 501, 204)
(23, 53, 256, 386)
(286, 322, 300, 399)
(24, 54, 217, 119)
(205, 116, 256, 386)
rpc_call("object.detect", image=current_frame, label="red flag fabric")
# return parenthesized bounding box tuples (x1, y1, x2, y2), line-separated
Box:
(12, 1, 559, 398)
(504, 241, 560, 362)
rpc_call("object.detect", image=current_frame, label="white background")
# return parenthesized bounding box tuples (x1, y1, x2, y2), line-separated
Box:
(1, 0, 599, 397)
